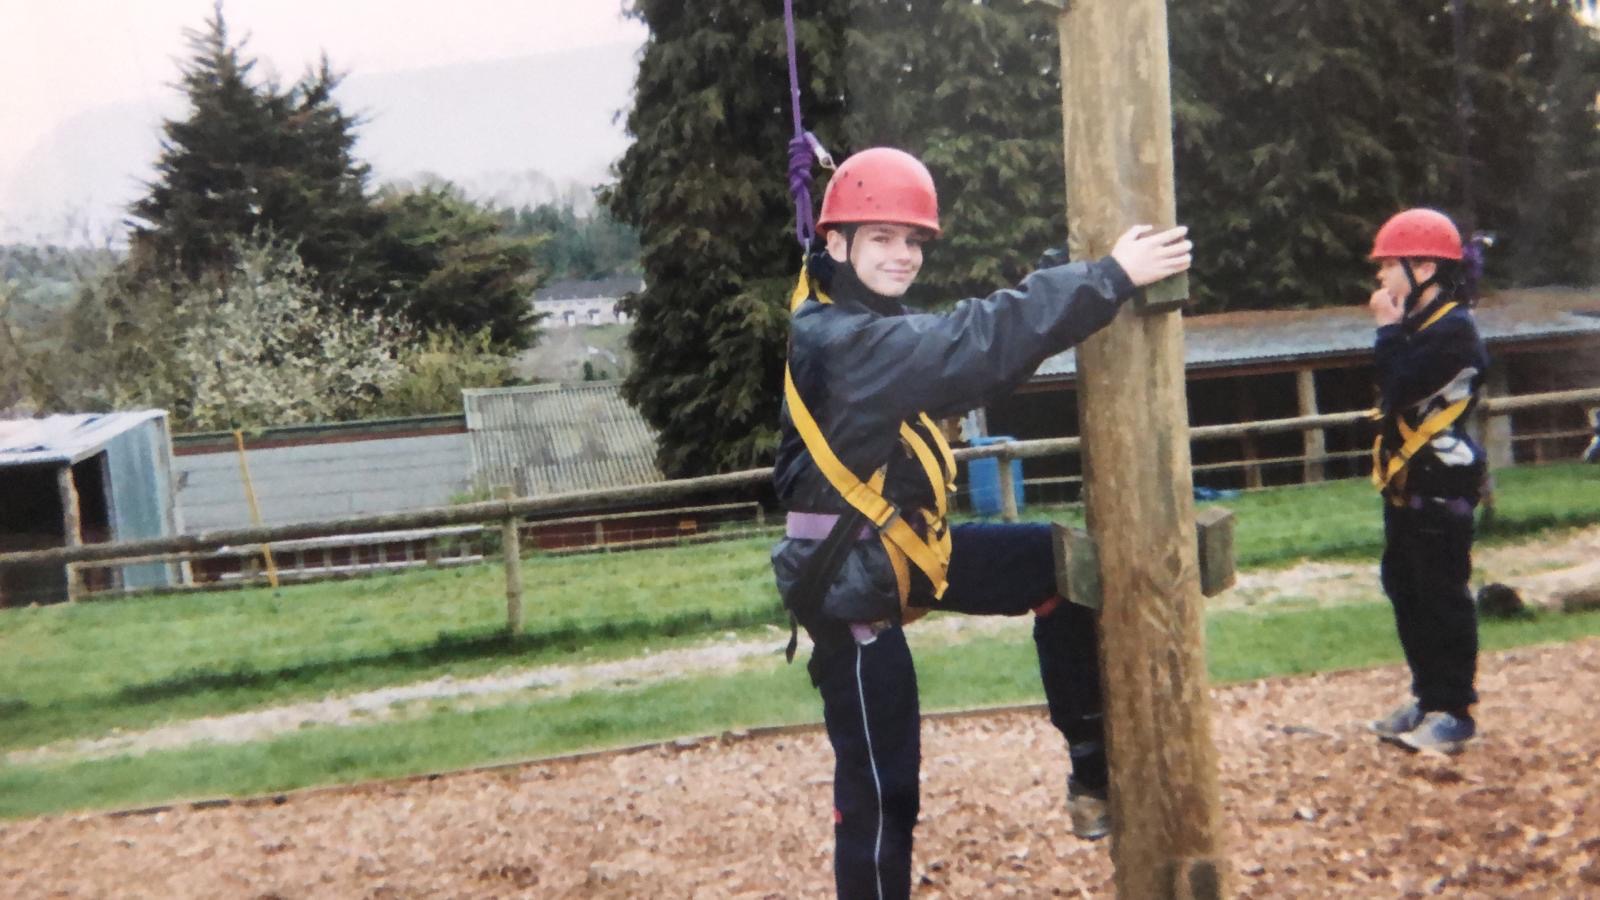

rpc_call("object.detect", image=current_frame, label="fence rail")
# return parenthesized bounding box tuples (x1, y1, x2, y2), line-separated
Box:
(2, 385, 1597, 615)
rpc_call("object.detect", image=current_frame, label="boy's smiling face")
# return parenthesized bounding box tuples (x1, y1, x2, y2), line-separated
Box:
(827, 222, 929, 298)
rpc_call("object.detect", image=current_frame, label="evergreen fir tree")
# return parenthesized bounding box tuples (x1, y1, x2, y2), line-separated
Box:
(129, 5, 383, 302)
(371, 184, 545, 349)
(1168, 0, 1600, 309)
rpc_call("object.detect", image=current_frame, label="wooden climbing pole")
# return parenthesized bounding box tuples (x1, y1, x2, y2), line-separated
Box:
(1051, 1, 1229, 896)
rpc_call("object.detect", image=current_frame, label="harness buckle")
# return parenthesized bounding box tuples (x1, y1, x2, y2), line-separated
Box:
(876, 503, 902, 533)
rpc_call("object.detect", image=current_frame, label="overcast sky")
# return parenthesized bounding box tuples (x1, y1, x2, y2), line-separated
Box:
(0, 0, 647, 187)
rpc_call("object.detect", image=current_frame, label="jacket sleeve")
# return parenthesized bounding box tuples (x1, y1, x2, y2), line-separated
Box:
(821, 257, 1136, 423)
(1374, 314, 1484, 414)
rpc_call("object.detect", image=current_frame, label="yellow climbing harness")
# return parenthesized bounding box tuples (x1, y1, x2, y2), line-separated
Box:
(1370, 301, 1470, 503)
(784, 268, 957, 608)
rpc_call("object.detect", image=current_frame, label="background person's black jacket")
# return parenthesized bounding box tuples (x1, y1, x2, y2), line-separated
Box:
(1374, 291, 1490, 502)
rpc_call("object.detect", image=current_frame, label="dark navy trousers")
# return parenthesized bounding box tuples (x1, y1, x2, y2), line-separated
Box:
(1381, 499, 1479, 713)
(805, 522, 1103, 900)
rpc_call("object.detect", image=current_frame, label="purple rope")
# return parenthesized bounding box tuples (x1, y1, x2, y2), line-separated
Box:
(784, 0, 817, 248)
(788, 135, 817, 247)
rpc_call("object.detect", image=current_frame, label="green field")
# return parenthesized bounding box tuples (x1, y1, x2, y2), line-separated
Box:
(1, 462, 1596, 819)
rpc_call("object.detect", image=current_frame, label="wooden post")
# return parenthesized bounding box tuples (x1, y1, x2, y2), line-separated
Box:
(998, 446, 1020, 522)
(1474, 364, 1513, 527)
(497, 486, 525, 634)
(57, 465, 83, 602)
(1195, 507, 1237, 598)
(1055, 1, 1227, 896)
(1477, 363, 1514, 470)
(1236, 389, 1264, 489)
(1296, 368, 1325, 483)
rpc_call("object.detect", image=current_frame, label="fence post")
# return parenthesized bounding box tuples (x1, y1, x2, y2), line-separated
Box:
(497, 486, 524, 634)
(998, 446, 1019, 522)
(56, 465, 83, 602)
(1478, 365, 1515, 469)
(1236, 389, 1264, 490)
(1296, 368, 1325, 483)
(1475, 366, 1513, 527)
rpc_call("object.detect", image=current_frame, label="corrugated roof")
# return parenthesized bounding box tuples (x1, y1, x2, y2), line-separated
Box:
(463, 382, 663, 496)
(0, 411, 167, 466)
(1034, 286, 1600, 380)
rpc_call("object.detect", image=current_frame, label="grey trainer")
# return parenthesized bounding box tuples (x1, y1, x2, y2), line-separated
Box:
(1397, 711, 1476, 754)
(1370, 700, 1425, 738)
(1067, 776, 1111, 841)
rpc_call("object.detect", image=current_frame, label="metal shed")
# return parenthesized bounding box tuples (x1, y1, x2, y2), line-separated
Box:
(0, 411, 184, 605)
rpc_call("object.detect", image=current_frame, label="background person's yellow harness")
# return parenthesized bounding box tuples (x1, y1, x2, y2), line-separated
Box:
(784, 270, 957, 613)
(1370, 300, 1470, 504)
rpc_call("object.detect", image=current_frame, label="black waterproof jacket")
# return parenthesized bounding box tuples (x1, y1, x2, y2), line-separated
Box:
(1374, 291, 1490, 501)
(771, 252, 1136, 620)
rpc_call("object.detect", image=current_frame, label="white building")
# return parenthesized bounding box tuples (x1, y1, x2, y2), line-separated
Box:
(532, 277, 643, 329)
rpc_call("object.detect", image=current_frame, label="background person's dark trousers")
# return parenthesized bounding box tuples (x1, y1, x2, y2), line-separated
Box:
(1381, 500, 1479, 712)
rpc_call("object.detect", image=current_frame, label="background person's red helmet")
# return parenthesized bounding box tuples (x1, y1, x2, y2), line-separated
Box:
(1369, 208, 1464, 261)
(816, 147, 941, 237)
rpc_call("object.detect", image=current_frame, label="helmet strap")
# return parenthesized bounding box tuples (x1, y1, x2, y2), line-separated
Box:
(1399, 259, 1443, 318)
(1400, 259, 1420, 312)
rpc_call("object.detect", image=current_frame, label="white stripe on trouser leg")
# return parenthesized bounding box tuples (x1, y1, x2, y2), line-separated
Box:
(855, 644, 886, 900)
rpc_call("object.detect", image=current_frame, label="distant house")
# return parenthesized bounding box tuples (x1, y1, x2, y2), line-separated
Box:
(983, 286, 1600, 494)
(532, 276, 643, 328)
(0, 411, 184, 605)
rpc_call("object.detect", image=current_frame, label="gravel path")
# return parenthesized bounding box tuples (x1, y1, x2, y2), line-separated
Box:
(4, 639, 1597, 897)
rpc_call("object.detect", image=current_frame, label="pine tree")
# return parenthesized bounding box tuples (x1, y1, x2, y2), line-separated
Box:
(128, 5, 383, 302)
(122, 3, 551, 359)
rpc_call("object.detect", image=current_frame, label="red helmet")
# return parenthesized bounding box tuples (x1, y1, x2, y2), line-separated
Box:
(816, 147, 941, 237)
(1369, 208, 1463, 261)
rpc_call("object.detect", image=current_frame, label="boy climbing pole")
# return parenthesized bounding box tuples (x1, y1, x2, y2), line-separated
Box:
(771, 146, 1191, 898)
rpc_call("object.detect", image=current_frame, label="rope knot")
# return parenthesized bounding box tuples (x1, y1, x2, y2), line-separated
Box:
(787, 134, 819, 246)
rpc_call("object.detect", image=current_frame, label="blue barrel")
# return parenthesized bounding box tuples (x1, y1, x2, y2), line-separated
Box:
(967, 435, 1024, 517)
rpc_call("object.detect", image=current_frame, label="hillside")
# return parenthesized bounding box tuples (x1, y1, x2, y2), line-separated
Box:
(0, 41, 638, 243)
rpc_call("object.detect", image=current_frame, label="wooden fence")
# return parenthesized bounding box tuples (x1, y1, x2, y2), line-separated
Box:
(2, 385, 1597, 621)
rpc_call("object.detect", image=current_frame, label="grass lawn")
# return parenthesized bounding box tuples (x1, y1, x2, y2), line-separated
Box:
(0, 462, 1596, 818)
